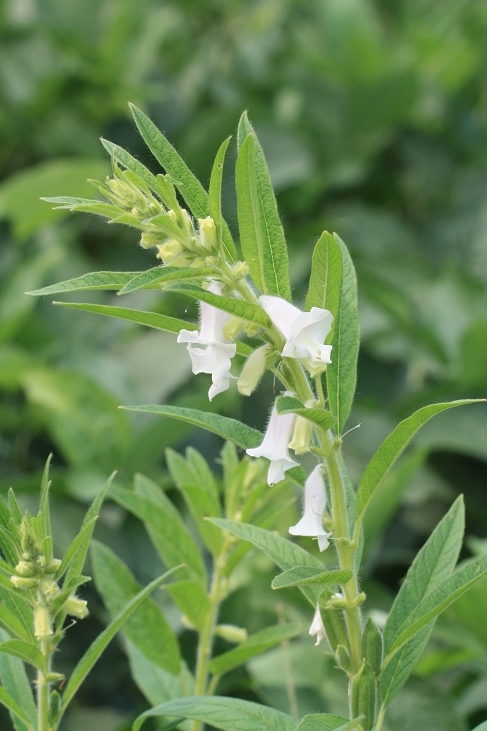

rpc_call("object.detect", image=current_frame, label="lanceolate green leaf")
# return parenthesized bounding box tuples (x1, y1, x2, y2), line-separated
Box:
(59, 568, 181, 723)
(52, 301, 252, 357)
(209, 622, 304, 676)
(133, 696, 296, 731)
(118, 266, 218, 295)
(27, 271, 143, 296)
(380, 496, 465, 706)
(91, 541, 180, 675)
(275, 396, 335, 431)
(0, 641, 44, 670)
(122, 404, 263, 449)
(305, 231, 342, 342)
(271, 566, 353, 590)
(209, 518, 323, 605)
(235, 129, 291, 300)
(129, 104, 236, 262)
(326, 234, 359, 435)
(0, 604, 32, 641)
(356, 400, 485, 526)
(209, 136, 231, 252)
(0, 687, 34, 731)
(166, 283, 271, 328)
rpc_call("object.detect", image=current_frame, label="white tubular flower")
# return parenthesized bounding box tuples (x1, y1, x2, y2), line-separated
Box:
(246, 405, 299, 485)
(309, 604, 326, 647)
(289, 464, 331, 551)
(177, 280, 236, 400)
(259, 296, 333, 376)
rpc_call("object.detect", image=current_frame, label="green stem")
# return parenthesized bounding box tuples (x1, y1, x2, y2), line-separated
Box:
(285, 361, 364, 702)
(192, 537, 231, 731)
(37, 640, 50, 731)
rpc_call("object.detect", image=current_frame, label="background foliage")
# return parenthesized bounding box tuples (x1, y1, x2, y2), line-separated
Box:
(1, 0, 487, 729)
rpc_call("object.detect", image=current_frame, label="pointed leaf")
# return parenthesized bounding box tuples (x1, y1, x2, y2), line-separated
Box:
(0, 628, 36, 731)
(380, 496, 465, 706)
(209, 518, 323, 605)
(209, 622, 304, 676)
(166, 283, 271, 328)
(59, 567, 182, 722)
(0, 605, 32, 641)
(101, 139, 160, 194)
(275, 396, 334, 431)
(356, 400, 485, 525)
(27, 271, 144, 296)
(118, 266, 218, 295)
(235, 132, 291, 300)
(123, 404, 262, 449)
(129, 104, 236, 262)
(272, 567, 353, 590)
(52, 301, 252, 356)
(387, 554, 487, 657)
(305, 232, 342, 334)
(209, 136, 232, 253)
(133, 695, 296, 731)
(39, 454, 52, 541)
(326, 234, 359, 435)
(91, 541, 180, 674)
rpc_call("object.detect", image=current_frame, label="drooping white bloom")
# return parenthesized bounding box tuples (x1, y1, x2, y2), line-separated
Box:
(289, 464, 331, 551)
(177, 280, 236, 400)
(259, 296, 333, 376)
(246, 405, 299, 485)
(309, 604, 326, 647)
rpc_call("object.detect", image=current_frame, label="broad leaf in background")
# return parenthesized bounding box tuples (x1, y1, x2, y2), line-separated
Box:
(380, 496, 465, 706)
(326, 235, 359, 435)
(91, 541, 180, 674)
(236, 115, 291, 300)
(293, 715, 355, 731)
(0, 629, 37, 731)
(133, 696, 296, 731)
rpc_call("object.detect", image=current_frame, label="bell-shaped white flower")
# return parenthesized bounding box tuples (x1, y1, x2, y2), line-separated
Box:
(246, 404, 299, 485)
(259, 296, 333, 376)
(289, 464, 331, 551)
(177, 280, 236, 400)
(309, 604, 326, 647)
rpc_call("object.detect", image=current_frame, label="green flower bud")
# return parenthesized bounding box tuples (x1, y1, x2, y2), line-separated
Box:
(350, 660, 377, 731)
(214, 624, 248, 644)
(39, 578, 60, 602)
(63, 595, 88, 619)
(288, 414, 312, 454)
(232, 261, 249, 279)
(198, 216, 217, 251)
(318, 588, 347, 651)
(335, 644, 351, 670)
(10, 575, 38, 590)
(156, 240, 189, 266)
(361, 617, 383, 675)
(15, 560, 36, 577)
(140, 232, 162, 249)
(237, 344, 271, 396)
(223, 316, 244, 341)
(34, 604, 53, 639)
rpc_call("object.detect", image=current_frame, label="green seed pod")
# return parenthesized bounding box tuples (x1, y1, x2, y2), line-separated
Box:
(335, 643, 351, 671)
(350, 661, 377, 731)
(361, 617, 383, 674)
(318, 588, 347, 651)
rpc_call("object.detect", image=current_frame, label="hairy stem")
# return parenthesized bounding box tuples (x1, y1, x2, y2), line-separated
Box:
(37, 640, 50, 731)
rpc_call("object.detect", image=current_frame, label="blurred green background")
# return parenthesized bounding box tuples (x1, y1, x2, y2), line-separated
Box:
(1, 0, 487, 729)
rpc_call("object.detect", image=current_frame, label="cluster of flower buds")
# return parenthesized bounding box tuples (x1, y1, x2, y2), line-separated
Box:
(9, 511, 88, 642)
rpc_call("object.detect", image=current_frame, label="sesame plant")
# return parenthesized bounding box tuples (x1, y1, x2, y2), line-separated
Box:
(0, 459, 181, 731)
(25, 106, 487, 730)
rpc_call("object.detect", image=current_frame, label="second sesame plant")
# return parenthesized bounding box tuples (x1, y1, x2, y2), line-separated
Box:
(33, 105, 486, 731)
